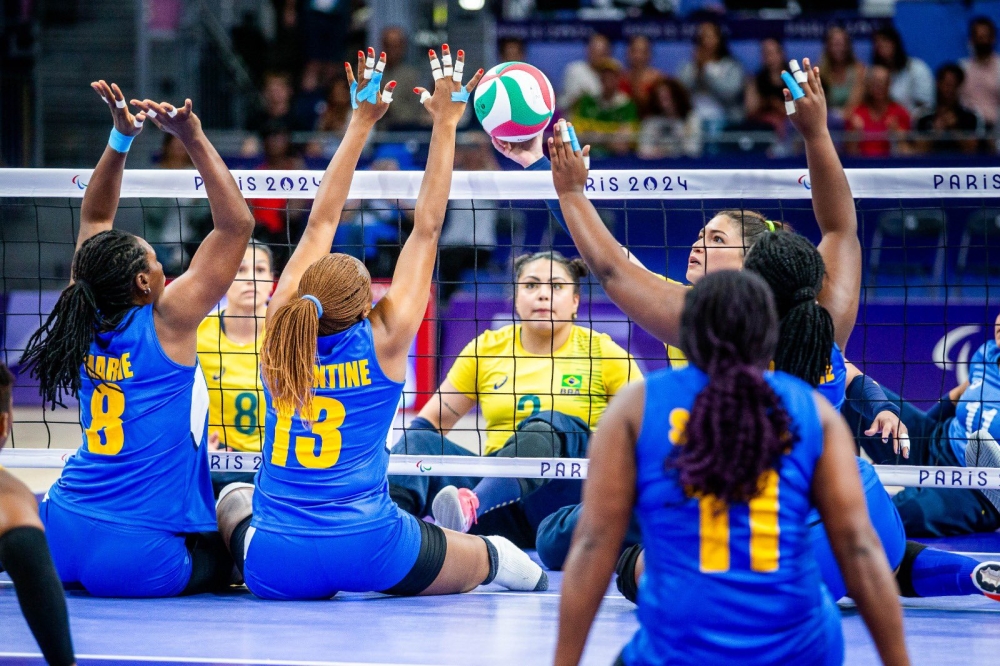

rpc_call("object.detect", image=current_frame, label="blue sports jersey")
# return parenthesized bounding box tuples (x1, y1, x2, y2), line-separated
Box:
(949, 341, 1000, 462)
(254, 318, 404, 536)
(622, 366, 841, 666)
(47, 304, 216, 533)
(817, 343, 847, 410)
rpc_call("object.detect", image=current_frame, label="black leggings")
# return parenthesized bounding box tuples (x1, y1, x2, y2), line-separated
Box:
(182, 532, 234, 595)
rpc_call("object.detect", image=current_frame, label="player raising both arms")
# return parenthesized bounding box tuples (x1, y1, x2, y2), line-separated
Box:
(215, 46, 547, 599)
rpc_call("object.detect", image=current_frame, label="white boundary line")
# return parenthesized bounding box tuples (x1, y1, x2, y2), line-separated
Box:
(0, 654, 432, 666)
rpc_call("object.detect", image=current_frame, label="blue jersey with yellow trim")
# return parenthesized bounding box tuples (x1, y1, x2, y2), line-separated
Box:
(48, 304, 216, 533)
(254, 319, 404, 536)
(622, 366, 838, 665)
(949, 341, 1000, 462)
(816, 343, 847, 410)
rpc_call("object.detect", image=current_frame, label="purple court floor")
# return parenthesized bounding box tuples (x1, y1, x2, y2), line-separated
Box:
(3, 542, 1000, 666)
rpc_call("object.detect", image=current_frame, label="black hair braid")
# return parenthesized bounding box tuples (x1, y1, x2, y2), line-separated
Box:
(743, 232, 835, 387)
(19, 230, 149, 408)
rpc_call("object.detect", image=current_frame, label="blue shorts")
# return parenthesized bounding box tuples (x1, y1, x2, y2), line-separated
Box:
(809, 457, 906, 600)
(40, 500, 192, 597)
(244, 507, 428, 600)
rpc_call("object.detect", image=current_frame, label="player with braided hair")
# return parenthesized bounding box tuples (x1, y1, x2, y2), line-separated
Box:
(18, 80, 255, 598)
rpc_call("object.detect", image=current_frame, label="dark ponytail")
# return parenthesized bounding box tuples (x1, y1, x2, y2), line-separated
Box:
(674, 270, 797, 505)
(19, 230, 149, 408)
(743, 232, 835, 387)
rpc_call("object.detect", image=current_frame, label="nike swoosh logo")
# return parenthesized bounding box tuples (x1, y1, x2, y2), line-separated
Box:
(212, 370, 225, 381)
(493, 376, 508, 390)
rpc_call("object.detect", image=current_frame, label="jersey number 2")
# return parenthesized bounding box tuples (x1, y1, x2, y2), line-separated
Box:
(86, 383, 125, 456)
(271, 396, 346, 469)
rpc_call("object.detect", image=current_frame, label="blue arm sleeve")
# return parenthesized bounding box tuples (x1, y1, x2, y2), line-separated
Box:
(524, 155, 570, 235)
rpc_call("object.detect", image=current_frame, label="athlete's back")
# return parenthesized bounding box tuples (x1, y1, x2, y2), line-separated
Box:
(254, 318, 403, 535)
(50, 304, 215, 533)
(623, 365, 841, 666)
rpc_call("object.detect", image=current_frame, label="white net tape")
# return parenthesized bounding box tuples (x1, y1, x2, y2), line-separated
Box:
(2, 449, 999, 489)
(3, 167, 1000, 200)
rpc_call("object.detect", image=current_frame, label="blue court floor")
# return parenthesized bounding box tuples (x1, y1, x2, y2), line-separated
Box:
(2, 545, 1000, 666)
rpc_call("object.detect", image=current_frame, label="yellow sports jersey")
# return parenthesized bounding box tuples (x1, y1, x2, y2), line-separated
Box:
(446, 324, 642, 454)
(196, 312, 265, 452)
(654, 273, 689, 369)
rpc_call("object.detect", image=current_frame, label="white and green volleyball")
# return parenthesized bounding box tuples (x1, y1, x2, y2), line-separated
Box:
(474, 62, 555, 142)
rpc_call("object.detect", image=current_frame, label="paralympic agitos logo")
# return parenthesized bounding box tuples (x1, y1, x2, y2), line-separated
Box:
(798, 175, 811, 190)
(71, 175, 88, 189)
(933, 325, 982, 384)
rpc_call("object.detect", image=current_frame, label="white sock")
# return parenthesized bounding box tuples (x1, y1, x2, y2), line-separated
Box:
(483, 535, 548, 591)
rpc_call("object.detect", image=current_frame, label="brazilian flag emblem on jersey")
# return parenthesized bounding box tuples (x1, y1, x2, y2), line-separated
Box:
(561, 374, 583, 389)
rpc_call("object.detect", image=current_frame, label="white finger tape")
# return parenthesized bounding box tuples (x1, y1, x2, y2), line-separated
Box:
(115, 98, 126, 109)
(375, 59, 386, 73)
(442, 53, 453, 77)
(147, 109, 158, 118)
(452, 62, 465, 82)
(583, 155, 591, 169)
(381, 89, 393, 104)
(420, 90, 431, 105)
(431, 65, 443, 81)
(133, 118, 144, 128)
(788, 59, 801, 73)
(559, 122, 571, 143)
(785, 100, 796, 116)
(167, 108, 178, 118)
(793, 70, 807, 84)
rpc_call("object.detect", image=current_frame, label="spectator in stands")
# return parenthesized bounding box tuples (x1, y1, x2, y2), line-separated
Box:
(249, 123, 307, 246)
(960, 16, 1000, 128)
(623, 35, 663, 117)
(561, 33, 612, 111)
(872, 26, 934, 118)
(438, 137, 501, 301)
(819, 25, 865, 122)
(300, 0, 350, 100)
(744, 38, 789, 136)
(500, 37, 527, 63)
(148, 134, 208, 274)
(914, 64, 981, 155)
(637, 77, 702, 159)
(305, 77, 354, 159)
(231, 11, 267, 86)
(677, 21, 744, 127)
(571, 59, 639, 157)
(380, 26, 428, 129)
(847, 65, 911, 158)
(243, 71, 295, 155)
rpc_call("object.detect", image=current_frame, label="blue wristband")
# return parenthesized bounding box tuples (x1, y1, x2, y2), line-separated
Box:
(451, 90, 470, 103)
(781, 71, 805, 100)
(568, 125, 581, 152)
(108, 128, 134, 154)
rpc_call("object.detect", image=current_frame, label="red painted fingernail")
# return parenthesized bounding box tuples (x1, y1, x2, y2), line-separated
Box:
(458, 50, 465, 57)
(358, 51, 364, 58)
(429, 49, 435, 56)
(413, 88, 421, 94)
(380, 52, 386, 59)
(443, 43, 449, 49)
(387, 81, 397, 88)
(368, 47, 375, 55)
(345, 62, 351, 68)
(478, 68, 484, 74)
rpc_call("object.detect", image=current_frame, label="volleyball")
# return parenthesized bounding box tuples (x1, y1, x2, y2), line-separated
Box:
(473, 62, 555, 142)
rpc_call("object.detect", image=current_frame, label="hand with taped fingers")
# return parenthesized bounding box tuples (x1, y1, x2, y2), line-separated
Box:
(782, 57, 829, 141)
(866, 411, 911, 459)
(130, 98, 202, 142)
(345, 47, 395, 128)
(549, 119, 591, 196)
(492, 134, 545, 168)
(92, 80, 146, 137)
(414, 44, 484, 128)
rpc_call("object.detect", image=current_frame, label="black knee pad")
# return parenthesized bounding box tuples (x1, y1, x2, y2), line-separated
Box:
(615, 543, 643, 604)
(183, 531, 234, 595)
(895, 540, 927, 598)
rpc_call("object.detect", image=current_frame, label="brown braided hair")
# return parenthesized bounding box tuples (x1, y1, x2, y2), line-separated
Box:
(261, 254, 372, 417)
(714, 209, 789, 255)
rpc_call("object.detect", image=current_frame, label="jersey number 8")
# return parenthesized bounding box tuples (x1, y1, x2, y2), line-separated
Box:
(271, 396, 347, 469)
(86, 383, 126, 456)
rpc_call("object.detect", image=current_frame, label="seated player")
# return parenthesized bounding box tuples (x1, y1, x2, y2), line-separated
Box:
(18, 81, 254, 597)
(555, 270, 909, 666)
(0, 364, 76, 665)
(388, 250, 641, 545)
(844, 309, 1000, 536)
(215, 46, 547, 599)
(198, 241, 273, 453)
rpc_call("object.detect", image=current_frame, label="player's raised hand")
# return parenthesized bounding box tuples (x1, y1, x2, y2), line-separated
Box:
(414, 44, 484, 128)
(492, 133, 545, 168)
(549, 119, 590, 196)
(92, 80, 146, 137)
(346, 47, 396, 128)
(783, 57, 828, 141)
(130, 98, 201, 142)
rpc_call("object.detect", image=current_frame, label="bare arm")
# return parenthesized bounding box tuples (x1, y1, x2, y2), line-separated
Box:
(416, 379, 476, 434)
(812, 396, 910, 666)
(371, 47, 484, 380)
(267, 50, 394, 324)
(549, 121, 689, 346)
(555, 381, 642, 666)
(786, 58, 861, 349)
(76, 81, 147, 253)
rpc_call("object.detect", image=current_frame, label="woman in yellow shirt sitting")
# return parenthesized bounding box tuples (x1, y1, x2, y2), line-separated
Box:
(389, 251, 641, 545)
(196, 241, 273, 455)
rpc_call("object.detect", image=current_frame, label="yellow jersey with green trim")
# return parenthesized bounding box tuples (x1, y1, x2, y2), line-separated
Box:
(446, 324, 642, 454)
(196, 312, 265, 452)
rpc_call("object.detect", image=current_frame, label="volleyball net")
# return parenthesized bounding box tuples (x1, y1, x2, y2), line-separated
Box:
(2, 166, 999, 490)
